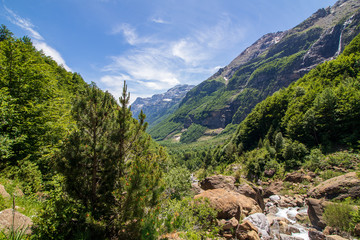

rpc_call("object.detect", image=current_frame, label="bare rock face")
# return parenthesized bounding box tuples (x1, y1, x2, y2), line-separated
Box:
(0, 209, 32, 234)
(306, 198, 330, 230)
(0, 185, 10, 199)
(308, 172, 360, 200)
(194, 188, 262, 220)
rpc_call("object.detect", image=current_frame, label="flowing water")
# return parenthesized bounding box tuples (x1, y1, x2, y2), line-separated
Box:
(275, 206, 309, 240)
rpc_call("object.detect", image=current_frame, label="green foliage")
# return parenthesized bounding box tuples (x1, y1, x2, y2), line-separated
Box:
(324, 199, 354, 232)
(0, 195, 5, 211)
(180, 124, 207, 143)
(213, 32, 360, 179)
(164, 166, 192, 200)
(303, 149, 326, 172)
(32, 175, 91, 240)
(149, 197, 218, 239)
(37, 82, 167, 239)
(0, 25, 86, 190)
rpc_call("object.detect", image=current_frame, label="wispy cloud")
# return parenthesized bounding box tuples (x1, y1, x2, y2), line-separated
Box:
(4, 5, 72, 71)
(150, 17, 170, 24)
(101, 15, 246, 102)
(111, 23, 155, 45)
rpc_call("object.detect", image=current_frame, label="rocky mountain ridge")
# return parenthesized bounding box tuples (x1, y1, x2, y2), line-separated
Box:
(149, 0, 360, 142)
(131, 84, 194, 128)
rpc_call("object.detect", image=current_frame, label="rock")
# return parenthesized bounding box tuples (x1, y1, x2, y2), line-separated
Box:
(237, 220, 260, 240)
(199, 175, 266, 211)
(194, 188, 261, 220)
(354, 223, 360, 236)
(191, 183, 203, 195)
(325, 235, 348, 240)
(264, 169, 276, 178)
(264, 181, 283, 197)
(308, 172, 360, 200)
(269, 195, 281, 202)
(308, 229, 326, 240)
(0, 209, 32, 234)
(200, 175, 236, 190)
(279, 234, 304, 240)
(0, 185, 10, 199)
(236, 183, 265, 210)
(323, 226, 336, 235)
(288, 225, 301, 234)
(295, 212, 309, 223)
(284, 172, 307, 183)
(244, 213, 270, 239)
(218, 217, 238, 230)
(306, 198, 330, 230)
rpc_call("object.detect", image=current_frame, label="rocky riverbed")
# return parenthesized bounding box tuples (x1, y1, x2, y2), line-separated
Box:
(189, 172, 360, 240)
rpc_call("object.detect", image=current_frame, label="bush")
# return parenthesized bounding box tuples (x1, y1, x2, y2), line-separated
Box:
(155, 197, 218, 239)
(304, 148, 327, 172)
(323, 199, 353, 232)
(164, 166, 192, 200)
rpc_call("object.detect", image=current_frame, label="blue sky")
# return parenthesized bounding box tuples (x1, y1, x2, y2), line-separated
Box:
(1, 0, 338, 102)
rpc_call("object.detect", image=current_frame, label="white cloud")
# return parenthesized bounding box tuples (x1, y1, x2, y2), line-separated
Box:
(111, 23, 155, 45)
(33, 42, 72, 71)
(102, 15, 247, 100)
(151, 17, 170, 24)
(4, 5, 72, 71)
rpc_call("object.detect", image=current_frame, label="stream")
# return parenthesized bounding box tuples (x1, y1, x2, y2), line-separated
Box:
(275, 206, 309, 240)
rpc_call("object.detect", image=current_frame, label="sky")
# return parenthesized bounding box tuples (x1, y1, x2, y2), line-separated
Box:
(0, 0, 338, 103)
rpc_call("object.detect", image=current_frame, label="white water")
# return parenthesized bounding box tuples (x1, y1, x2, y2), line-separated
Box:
(275, 207, 309, 240)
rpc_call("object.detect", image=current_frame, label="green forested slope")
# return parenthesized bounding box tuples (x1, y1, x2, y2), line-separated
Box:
(150, 1, 360, 143)
(211, 32, 360, 178)
(0, 25, 87, 186)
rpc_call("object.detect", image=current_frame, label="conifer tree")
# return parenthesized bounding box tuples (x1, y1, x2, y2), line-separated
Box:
(59, 82, 166, 239)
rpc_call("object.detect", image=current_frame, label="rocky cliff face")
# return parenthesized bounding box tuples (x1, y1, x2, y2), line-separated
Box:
(149, 0, 360, 142)
(131, 84, 194, 128)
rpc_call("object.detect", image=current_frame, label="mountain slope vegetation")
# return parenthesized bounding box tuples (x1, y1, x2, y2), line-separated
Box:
(211, 31, 360, 179)
(150, 0, 360, 143)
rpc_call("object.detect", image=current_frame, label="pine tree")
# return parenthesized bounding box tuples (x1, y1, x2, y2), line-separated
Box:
(59, 82, 166, 239)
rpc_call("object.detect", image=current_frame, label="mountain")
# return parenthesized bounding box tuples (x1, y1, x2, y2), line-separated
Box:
(149, 0, 360, 142)
(131, 84, 194, 129)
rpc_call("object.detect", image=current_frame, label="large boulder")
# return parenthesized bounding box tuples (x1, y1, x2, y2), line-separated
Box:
(306, 198, 330, 230)
(194, 188, 262, 220)
(200, 175, 236, 190)
(200, 175, 265, 210)
(0, 209, 32, 234)
(308, 172, 360, 200)
(236, 183, 265, 210)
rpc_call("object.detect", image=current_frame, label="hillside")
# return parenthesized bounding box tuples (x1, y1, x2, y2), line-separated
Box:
(149, 0, 360, 142)
(131, 84, 194, 129)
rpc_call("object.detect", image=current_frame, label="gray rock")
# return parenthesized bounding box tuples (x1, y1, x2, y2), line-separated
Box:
(245, 213, 270, 239)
